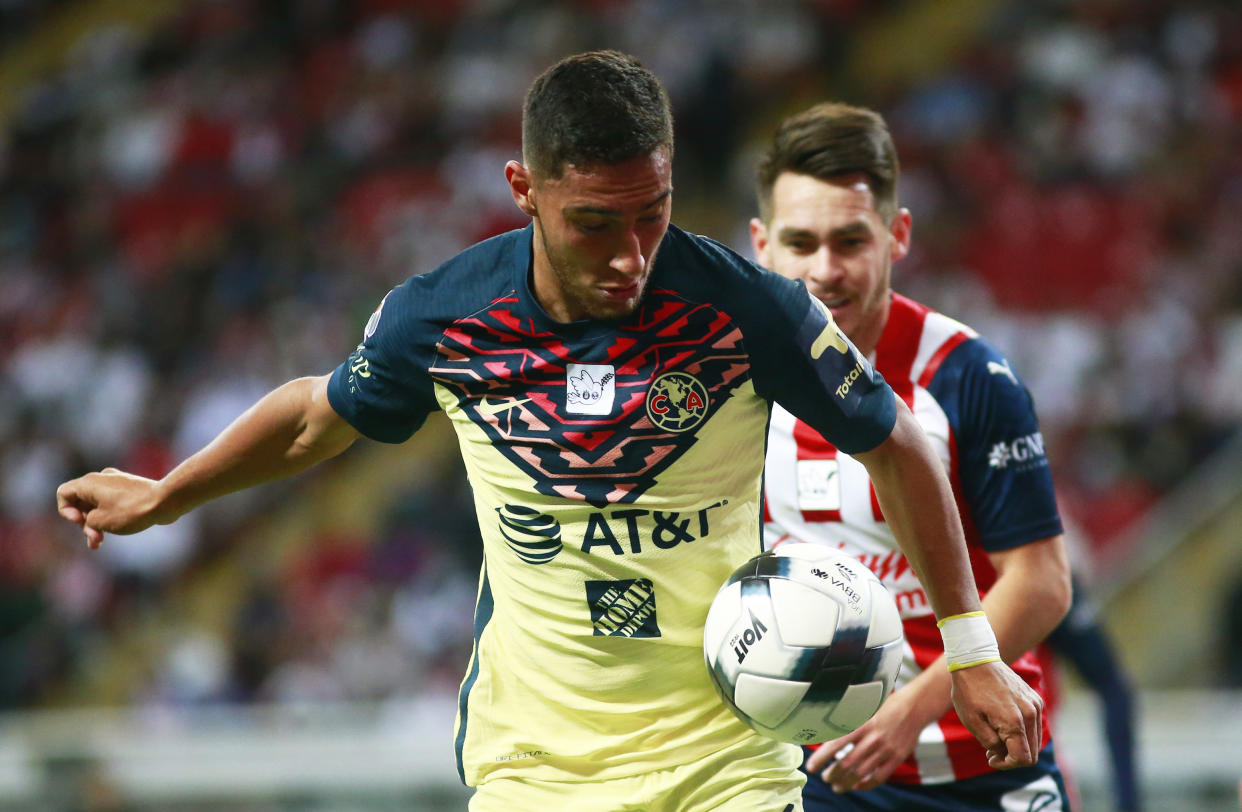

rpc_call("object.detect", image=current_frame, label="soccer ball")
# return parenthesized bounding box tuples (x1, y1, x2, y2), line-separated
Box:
(703, 543, 904, 744)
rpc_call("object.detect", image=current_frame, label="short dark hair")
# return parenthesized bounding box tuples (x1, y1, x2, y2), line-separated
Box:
(522, 50, 674, 179)
(756, 102, 899, 223)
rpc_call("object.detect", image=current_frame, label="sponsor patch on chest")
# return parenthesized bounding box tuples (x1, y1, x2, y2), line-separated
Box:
(796, 459, 841, 511)
(566, 363, 616, 415)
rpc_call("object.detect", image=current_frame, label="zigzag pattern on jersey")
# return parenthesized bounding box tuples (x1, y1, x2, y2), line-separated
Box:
(429, 288, 751, 507)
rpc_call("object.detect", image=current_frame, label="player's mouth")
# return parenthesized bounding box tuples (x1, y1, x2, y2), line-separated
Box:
(600, 282, 641, 302)
(819, 294, 851, 315)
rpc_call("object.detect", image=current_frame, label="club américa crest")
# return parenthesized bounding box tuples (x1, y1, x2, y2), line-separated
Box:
(646, 372, 709, 432)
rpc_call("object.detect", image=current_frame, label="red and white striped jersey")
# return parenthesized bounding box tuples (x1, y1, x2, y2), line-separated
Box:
(763, 292, 1062, 784)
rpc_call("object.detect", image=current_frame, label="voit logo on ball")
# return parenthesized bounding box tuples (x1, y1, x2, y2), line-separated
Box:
(496, 505, 563, 564)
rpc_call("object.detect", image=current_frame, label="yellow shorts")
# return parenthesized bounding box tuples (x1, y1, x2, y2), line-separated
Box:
(469, 735, 804, 812)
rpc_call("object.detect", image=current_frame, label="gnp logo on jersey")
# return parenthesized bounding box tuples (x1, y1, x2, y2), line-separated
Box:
(987, 432, 1048, 471)
(586, 578, 660, 637)
(566, 363, 615, 415)
(496, 504, 563, 564)
(646, 372, 709, 432)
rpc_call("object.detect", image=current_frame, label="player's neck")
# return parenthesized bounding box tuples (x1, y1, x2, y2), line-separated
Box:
(529, 225, 574, 322)
(849, 298, 891, 358)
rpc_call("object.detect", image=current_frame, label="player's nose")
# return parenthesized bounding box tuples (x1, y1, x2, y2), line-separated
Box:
(805, 246, 840, 285)
(610, 229, 645, 277)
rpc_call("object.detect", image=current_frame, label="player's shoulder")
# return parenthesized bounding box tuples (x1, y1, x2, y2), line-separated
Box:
(937, 329, 1023, 390)
(378, 227, 528, 325)
(409, 227, 527, 302)
(658, 225, 810, 316)
(359, 227, 528, 357)
(896, 298, 1038, 429)
(885, 294, 1011, 385)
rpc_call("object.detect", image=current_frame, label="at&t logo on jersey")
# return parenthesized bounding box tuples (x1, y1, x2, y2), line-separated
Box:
(988, 432, 1048, 471)
(499, 501, 727, 564)
(646, 372, 709, 432)
(580, 501, 726, 556)
(496, 505, 563, 564)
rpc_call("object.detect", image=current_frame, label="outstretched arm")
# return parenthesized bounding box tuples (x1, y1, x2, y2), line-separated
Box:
(852, 400, 979, 621)
(56, 374, 359, 548)
(808, 533, 1071, 791)
(852, 398, 1046, 769)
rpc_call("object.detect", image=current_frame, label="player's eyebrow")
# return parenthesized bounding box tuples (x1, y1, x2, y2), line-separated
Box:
(776, 221, 870, 243)
(775, 225, 816, 243)
(564, 189, 672, 217)
(828, 221, 871, 240)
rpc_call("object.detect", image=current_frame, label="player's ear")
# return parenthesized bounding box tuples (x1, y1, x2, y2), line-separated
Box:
(749, 217, 771, 267)
(506, 161, 538, 218)
(889, 208, 912, 263)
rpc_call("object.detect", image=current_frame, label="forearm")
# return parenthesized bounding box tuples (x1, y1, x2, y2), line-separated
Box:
(155, 375, 357, 522)
(892, 599, 1063, 729)
(891, 536, 1072, 726)
(857, 401, 980, 620)
(982, 536, 1072, 662)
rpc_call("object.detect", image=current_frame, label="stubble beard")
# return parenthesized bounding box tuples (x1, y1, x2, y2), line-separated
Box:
(543, 237, 654, 323)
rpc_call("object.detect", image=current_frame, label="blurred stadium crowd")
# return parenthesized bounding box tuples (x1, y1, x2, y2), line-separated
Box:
(1, 0, 1240, 714)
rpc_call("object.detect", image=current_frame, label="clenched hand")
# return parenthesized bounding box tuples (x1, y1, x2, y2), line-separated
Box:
(56, 468, 168, 549)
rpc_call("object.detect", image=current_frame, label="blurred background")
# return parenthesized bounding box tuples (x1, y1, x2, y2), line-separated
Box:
(1, 0, 1240, 809)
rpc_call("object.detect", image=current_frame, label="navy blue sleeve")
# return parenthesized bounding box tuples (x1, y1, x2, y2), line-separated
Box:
(327, 279, 441, 443)
(772, 289, 896, 454)
(683, 233, 896, 454)
(926, 338, 1063, 550)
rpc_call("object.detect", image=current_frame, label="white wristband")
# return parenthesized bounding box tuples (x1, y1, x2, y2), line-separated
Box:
(937, 611, 1002, 672)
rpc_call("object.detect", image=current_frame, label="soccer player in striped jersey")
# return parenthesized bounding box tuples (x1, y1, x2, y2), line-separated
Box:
(751, 102, 1074, 810)
(56, 55, 1044, 811)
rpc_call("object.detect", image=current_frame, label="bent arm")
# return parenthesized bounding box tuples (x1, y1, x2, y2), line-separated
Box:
(852, 396, 1047, 768)
(808, 534, 1072, 786)
(57, 374, 359, 546)
(981, 535, 1072, 661)
(852, 398, 978, 619)
(873, 534, 1071, 729)
(157, 373, 360, 516)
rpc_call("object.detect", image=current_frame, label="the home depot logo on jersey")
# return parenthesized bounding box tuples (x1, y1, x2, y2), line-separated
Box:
(586, 578, 660, 637)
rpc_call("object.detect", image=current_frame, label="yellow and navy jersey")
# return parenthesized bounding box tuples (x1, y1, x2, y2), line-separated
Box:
(327, 224, 896, 787)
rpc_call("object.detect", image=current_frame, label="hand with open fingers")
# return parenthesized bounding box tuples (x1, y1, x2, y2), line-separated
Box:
(805, 689, 926, 793)
(950, 660, 1043, 769)
(55, 468, 166, 550)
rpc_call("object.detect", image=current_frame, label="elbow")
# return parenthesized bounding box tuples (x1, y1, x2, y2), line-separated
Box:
(1013, 538, 1073, 633)
(1047, 555, 1073, 628)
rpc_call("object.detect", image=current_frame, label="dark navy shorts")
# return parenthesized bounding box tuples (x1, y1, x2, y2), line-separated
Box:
(802, 743, 1069, 811)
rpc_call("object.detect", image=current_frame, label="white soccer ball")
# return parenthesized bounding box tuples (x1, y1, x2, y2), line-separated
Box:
(703, 543, 904, 744)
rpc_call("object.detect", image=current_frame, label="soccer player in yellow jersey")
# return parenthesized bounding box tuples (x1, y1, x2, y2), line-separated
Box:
(57, 51, 1042, 811)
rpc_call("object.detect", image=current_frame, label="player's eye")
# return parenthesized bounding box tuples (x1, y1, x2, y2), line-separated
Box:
(832, 237, 867, 253)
